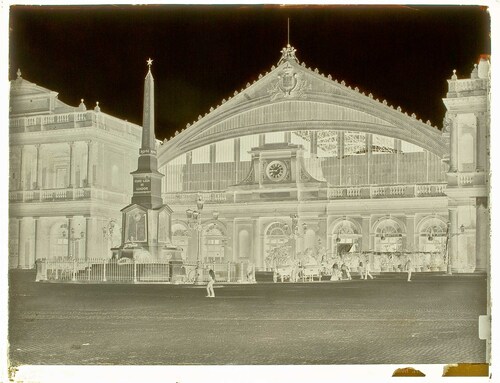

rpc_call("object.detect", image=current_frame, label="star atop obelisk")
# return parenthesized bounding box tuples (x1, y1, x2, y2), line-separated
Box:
(147, 58, 153, 68)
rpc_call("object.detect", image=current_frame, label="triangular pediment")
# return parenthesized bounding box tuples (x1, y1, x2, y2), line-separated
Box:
(10, 76, 57, 98)
(9, 75, 77, 116)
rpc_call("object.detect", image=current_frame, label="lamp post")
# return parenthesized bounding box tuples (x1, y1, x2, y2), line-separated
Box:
(186, 196, 219, 284)
(283, 214, 307, 261)
(444, 222, 465, 275)
(69, 227, 85, 259)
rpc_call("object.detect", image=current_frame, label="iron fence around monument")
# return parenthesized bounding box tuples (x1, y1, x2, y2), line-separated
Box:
(35, 258, 255, 284)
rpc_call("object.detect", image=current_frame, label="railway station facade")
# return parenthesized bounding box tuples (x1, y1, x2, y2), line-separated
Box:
(9, 45, 490, 274)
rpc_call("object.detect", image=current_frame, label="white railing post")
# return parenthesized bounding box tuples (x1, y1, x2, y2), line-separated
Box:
(103, 262, 107, 282)
(72, 259, 77, 281)
(227, 262, 231, 282)
(133, 259, 137, 283)
(87, 261, 91, 281)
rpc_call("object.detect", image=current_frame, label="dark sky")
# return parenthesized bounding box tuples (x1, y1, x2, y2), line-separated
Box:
(9, 5, 490, 140)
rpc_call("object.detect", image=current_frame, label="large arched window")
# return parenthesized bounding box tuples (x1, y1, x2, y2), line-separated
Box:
(202, 224, 225, 263)
(331, 219, 361, 257)
(264, 222, 291, 268)
(418, 217, 447, 253)
(374, 218, 404, 253)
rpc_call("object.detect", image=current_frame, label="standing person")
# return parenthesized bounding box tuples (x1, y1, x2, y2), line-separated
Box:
(364, 261, 374, 280)
(405, 258, 413, 282)
(206, 269, 216, 298)
(246, 262, 254, 283)
(341, 263, 352, 280)
(358, 261, 365, 279)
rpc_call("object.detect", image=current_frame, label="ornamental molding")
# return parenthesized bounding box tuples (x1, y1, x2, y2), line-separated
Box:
(268, 63, 311, 101)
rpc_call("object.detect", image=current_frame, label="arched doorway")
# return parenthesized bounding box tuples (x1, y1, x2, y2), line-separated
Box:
(202, 224, 226, 263)
(264, 222, 291, 269)
(331, 219, 362, 270)
(417, 217, 447, 271)
(373, 218, 405, 271)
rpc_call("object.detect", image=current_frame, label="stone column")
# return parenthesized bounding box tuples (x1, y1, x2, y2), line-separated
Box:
(310, 131, 318, 158)
(33, 217, 39, 264)
(284, 131, 291, 143)
(405, 215, 415, 253)
(85, 216, 92, 261)
(68, 142, 75, 188)
(67, 216, 73, 258)
(449, 114, 458, 172)
(253, 218, 262, 269)
(448, 207, 458, 271)
(475, 197, 489, 272)
(86, 140, 93, 186)
(19, 145, 24, 190)
(361, 216, 371, 252)
(476, 113, 486, 172)
(17, 218, 23, 268)
(34, 144, 41, 189)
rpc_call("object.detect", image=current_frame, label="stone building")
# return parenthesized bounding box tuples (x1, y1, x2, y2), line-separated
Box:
(9, 70, 142, 268)
(8, 46, 490, 273)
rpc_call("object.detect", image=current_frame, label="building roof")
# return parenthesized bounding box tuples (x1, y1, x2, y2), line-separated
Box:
(158, 44, 448, 165)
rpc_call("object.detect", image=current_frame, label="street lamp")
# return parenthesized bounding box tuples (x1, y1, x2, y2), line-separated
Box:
(69, 227, 85, 259)
(444, 222, 465, 275)
(186, 196, 219, 284)
(283, 214, 307, 261)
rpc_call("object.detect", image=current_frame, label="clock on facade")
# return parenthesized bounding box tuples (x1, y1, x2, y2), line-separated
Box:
(266, 160, 287, 182)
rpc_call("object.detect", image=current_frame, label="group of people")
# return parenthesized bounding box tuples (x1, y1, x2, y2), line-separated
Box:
(330, 261, 374, 281)
(330, 259, 413, 282)
(207, 258, 414, 296)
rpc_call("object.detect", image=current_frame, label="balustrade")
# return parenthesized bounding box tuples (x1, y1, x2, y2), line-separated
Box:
(10, 110, 141, 138)
(163, 191, 227, 204)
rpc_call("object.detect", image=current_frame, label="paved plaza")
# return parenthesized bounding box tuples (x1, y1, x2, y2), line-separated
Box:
(9, 270, 487, 365)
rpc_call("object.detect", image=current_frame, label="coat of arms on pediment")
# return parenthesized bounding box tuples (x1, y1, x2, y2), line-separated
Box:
(268, 63, 310, 101)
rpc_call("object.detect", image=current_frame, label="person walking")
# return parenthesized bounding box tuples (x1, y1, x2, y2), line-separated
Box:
(358, 261, 365, 279)
(364, 261, 374, 280)
(206, 269, 216, 297)
(405, 258, 413, 282)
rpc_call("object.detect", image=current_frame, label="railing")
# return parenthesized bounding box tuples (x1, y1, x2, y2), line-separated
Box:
(10, 111, 142, 139)
(9, 186, 126, 204)
(163, 191, 228, 205)
(35, 258, 255, 284)
(327, 183, 446, 200)
(448, 78, 488, 96)
(447, 172, 487, 188)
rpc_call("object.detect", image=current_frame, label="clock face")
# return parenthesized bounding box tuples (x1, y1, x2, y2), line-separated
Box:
(266, 160, 287, 182)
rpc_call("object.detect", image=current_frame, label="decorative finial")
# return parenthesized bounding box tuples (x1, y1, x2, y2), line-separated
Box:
(17, 68, 22, 79)
(79, 98, 87, 111)
(147, 58, 153, 69)
(94, 101, 100, 112)
(451, 69, 457, 80)
(471, 63, 479, 79)
(278, 44, 298, 65)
